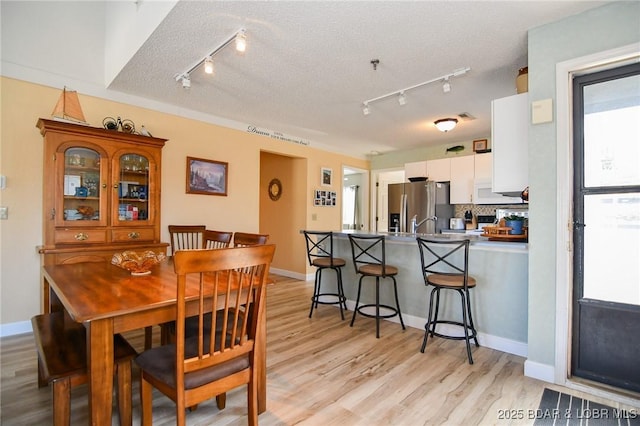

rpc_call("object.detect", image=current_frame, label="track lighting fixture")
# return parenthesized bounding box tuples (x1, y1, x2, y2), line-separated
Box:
(398, 92, 407, 106)
(175, 28, 246, 88)
(360, 67, 470, 114)
(204, 56, 214, 75)
(434, 118, 458, 132)
(362, 103, 371, 116)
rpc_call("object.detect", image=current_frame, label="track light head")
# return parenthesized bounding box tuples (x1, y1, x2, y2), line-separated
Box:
(362, 103, 370, 116)
(442, 78, 451, 93)
(204, 56, 214, 75)
(235, 29, 247, 53)
(181, 74, 191, 89)
(398, 92, 407, 106)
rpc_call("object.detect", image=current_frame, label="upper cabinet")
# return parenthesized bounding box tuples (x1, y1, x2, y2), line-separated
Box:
(404, 161, 428, 180)
(450, 155, 474, 204)
(473, 152, 492, 181)
(404, 159, 450, 182)
(426, 158, 451, 182)
(37, 118, 169, 264)
(491, 93, 529, 196)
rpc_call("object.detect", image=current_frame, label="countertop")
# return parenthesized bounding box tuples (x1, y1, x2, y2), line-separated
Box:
(331, 230, 528, 251)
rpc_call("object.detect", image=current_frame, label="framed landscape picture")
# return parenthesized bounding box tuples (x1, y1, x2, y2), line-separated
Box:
(186, 157, 228, 196)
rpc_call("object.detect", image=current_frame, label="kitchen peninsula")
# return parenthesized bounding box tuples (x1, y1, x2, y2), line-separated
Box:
(319, 231, 528, 357)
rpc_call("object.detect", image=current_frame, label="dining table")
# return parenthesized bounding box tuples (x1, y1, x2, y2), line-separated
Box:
(42, 258, 270, 425)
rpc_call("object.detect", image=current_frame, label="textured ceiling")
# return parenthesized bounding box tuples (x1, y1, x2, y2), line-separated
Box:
(108, 1, 609, 158)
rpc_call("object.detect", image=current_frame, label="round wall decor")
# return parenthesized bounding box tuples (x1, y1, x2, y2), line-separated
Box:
(268, 178, 282, 201)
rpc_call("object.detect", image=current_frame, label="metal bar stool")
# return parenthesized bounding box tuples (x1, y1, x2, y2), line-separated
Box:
(304, 231, 347, 319)
(348, 234, 405, 338)
(417, 236, 479, 364)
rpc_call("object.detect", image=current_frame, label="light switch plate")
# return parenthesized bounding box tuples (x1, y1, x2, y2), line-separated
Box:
(532, 98, 553, 124)
(0, 206, 8, 220)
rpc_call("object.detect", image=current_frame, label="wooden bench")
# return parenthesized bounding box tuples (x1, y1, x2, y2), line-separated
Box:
(31, 312, 137, 426)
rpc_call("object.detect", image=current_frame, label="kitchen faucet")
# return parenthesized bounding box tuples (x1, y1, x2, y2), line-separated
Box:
(411, 215, 437, 234)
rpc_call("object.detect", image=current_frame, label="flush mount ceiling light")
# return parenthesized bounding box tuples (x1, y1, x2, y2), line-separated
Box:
(361, 67, 470, 114)
(434, 118, 458, 132)
(175, 28, 246, 88)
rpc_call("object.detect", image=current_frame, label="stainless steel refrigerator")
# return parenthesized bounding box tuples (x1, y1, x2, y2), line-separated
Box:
(388, 181, 453, 234)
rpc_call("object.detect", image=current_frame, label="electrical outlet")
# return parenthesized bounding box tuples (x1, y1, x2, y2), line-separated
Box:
(0, 206, 8, 220)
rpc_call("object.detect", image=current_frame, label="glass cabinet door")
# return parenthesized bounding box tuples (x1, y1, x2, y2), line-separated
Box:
(117, 153, 150, 223)
(62, 147, 103, 224)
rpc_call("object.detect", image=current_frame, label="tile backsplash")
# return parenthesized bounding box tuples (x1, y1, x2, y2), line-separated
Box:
(453, 204, 522, 218)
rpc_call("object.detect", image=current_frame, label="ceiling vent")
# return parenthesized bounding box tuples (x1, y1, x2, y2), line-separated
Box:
(457, 112, 476, 121)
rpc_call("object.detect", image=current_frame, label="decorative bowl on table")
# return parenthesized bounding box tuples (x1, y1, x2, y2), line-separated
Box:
(111, 250, 166, 276)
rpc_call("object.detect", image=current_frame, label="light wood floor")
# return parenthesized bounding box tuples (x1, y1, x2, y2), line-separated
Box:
(1, 275, 635, 425)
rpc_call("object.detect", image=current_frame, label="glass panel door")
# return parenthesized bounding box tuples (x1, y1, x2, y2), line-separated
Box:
(63, 147, 102, 222)
(117, 153, 150, 223)
(572, 62, 640, 393)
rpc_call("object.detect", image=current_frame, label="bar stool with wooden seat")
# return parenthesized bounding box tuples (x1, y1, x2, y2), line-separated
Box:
(303, 231, 347, 320)
(348, 234, 405, 338)
(416, 236, 479, 364)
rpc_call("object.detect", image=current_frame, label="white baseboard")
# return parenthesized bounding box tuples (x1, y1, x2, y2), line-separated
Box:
(524, 359, 555, 383)
(344, 300, 528, 357)
(269, 267, 309, 281)
(0, 320, 32, 338)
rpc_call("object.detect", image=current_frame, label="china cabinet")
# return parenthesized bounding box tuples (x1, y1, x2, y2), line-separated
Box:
(37, 118, 168, 271)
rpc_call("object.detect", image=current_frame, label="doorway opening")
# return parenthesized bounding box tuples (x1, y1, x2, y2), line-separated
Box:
(342, 166, 369, 231)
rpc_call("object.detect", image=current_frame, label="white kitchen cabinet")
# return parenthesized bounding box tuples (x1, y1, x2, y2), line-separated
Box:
(491, 93, 529, 196)
(472, 152, 522, 204)
(404, 161, 428, 180)
(474, 152, 492, 181)
(426, 158, 451, 182)
(450, 155, 474, 204)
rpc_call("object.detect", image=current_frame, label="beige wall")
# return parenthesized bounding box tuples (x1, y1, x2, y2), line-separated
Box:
(0, 77, 368, 328)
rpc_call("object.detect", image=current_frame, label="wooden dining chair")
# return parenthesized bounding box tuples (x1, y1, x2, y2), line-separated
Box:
(233, 232, 269, 247)
(168, 225, 206, 255)
(135, 245, 276, 426)
(203, 230, 233, 249)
